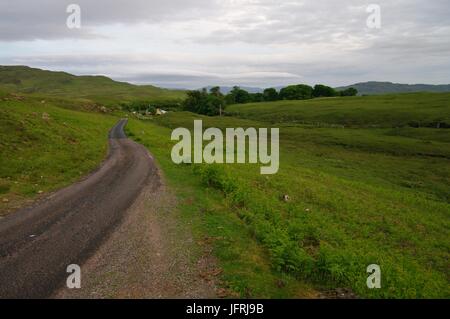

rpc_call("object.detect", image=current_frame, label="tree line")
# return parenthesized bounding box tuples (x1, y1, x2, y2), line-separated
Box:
(183, 84, 358, 116)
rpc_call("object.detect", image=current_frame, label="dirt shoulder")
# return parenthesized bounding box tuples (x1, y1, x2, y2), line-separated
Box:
(54, 156, 218, 299)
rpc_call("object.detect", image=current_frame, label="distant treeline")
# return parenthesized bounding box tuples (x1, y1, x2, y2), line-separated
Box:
(183, 84, 358, 116)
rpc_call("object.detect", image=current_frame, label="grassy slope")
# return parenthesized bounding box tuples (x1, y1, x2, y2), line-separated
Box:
(126, 93, 450, 298)
(0, 66, 186, 106)
(0, 64, 185, 214)
(227, 93, 450, 128)
(0, 92, 117, 216)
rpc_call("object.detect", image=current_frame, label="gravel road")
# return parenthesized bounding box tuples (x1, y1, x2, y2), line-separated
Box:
(0, 119, 157, 298)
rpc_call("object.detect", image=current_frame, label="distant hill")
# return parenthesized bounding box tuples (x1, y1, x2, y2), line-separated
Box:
(336, 81, 450, 95)
(0, 65, 186, 106)
(4, 66, 448, 102)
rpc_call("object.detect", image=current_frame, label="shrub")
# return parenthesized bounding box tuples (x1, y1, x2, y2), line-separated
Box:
(195, 165, 237, 194)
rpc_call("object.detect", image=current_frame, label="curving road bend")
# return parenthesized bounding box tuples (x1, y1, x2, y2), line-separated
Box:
(0, 119, 156, 298)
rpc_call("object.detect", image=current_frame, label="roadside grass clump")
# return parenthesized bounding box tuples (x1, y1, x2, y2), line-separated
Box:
(193, 164, 254, 209)
(194, 165, 238, 195)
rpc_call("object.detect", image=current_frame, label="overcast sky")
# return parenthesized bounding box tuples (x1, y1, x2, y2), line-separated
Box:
(0, 0, 449, 89)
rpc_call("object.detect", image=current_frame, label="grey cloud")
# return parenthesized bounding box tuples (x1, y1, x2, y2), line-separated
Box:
(0, 0, 449, 87)
(196, 0, 450, 46)
(118, 71, 303, 89)
(117, 73, 221, 89)
(0, 0, 214, 41)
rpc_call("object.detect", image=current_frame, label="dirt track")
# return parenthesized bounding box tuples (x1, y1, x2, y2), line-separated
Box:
(0, 119, 159, 298)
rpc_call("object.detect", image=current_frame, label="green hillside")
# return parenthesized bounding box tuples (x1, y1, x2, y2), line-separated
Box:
(0, 93, 117, 215)
(124, 93, 450, 298)
(0, 65, 185, 106)
(227, 93, 450, 128)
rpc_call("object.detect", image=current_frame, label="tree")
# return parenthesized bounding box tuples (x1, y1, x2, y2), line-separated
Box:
(263, 88, 279, 101)
(209, 86, 225, 115)
(313, 84, 337, 98)
(183, 90, 208, 114)
(205, 94, 224, 116)
(147, 105, 156, 114)
(209, 86, 222, 97)
(339, 87, 358, 96)
(183, 88, 225, 116)
(279, 84, 313, 100)
(250, 93, 265, 102)
(226, 86, 251, 104)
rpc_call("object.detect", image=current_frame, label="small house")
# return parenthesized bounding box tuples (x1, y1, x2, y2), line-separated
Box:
(155, 108, 167, 115)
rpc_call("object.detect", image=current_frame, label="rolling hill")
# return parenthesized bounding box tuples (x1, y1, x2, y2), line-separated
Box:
(0, 65, 186, 106)
(336, 81, 450, 95)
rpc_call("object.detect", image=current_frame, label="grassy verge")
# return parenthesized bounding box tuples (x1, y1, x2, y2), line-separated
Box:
(0, 95, 117, 215)
(126, 106, 449, 298)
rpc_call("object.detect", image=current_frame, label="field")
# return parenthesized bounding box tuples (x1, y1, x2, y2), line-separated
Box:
(227, 93, 450, 128)
(126, 93, 450, 298)
(0, 92, 117, 216)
